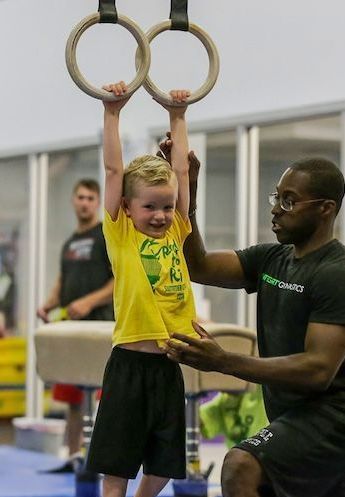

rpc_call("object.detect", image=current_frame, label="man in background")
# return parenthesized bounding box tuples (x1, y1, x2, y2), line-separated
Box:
(37, 178, 114, 464)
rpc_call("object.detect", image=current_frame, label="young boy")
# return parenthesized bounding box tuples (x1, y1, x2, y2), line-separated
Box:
(86, 81, 199, 497)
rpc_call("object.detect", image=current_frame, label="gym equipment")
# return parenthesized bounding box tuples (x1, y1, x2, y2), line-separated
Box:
(135, 0, 220, 106)
(65, 1, 151, 101)
(66, 0, 219, 106)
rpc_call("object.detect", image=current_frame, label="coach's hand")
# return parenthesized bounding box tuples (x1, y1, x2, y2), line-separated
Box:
(165, 321, 226, 372)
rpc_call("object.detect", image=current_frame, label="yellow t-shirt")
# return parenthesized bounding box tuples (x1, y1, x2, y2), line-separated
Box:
(103, 207, 198, 346)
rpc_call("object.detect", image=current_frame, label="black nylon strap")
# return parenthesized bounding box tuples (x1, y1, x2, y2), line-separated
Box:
(98, 0, 118, 23)
(169, 0, 189, 31)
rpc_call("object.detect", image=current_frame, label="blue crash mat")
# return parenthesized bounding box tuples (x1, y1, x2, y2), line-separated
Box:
(0, 445, 175, 497)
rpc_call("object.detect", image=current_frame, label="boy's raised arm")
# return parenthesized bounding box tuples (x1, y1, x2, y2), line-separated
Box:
(168, 90, 191, 220)
(102, 82, 131, 220)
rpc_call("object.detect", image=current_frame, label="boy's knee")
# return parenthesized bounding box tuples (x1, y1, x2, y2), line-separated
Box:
(221, 448, 262, 496)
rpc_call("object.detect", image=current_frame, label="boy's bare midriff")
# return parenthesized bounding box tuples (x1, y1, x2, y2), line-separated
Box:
(119, 339, 166, 354)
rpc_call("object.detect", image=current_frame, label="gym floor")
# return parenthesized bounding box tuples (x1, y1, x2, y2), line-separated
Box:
(0, 417, 226, 497)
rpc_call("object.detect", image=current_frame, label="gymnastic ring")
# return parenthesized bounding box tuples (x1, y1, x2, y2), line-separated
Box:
(135, 20, 219, 106)
(65, 12, 151, 101)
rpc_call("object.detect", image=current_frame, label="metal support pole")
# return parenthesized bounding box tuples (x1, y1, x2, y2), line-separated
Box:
(186, 394, 201, 476)
(82, 388, 94, 455)
(36, 153, 48, 417)
(26, 155, 39, 418)
(247, 127, 259, 331)
(75, 388, 101, 497)
(173, 393, 208, 497)
(189, 133, 209, 319)
(236, 126, 249, 326)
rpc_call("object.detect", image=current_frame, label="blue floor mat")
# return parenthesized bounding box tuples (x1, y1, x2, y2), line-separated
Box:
(0, 445, 175, 497)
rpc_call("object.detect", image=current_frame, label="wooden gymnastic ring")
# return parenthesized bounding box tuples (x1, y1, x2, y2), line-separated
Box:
(135, 20, 219, 106)
(66, 12, 151, 101)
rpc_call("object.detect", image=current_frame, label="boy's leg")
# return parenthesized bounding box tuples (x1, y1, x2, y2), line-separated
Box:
(103, 475, 128, 497)
(134, 475, 169, 497)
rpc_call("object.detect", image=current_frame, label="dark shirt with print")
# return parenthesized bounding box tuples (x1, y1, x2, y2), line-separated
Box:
(236, 240, 345, 421)
(60, 223, 114, 321)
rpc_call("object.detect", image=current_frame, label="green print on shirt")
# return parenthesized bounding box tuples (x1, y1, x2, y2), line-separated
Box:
(262, 273, 304, 293)
(164, 284, 186, 293)
(140, 237, 183, 290)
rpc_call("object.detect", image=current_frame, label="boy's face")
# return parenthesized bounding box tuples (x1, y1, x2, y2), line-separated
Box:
(123, 179, 178, 239)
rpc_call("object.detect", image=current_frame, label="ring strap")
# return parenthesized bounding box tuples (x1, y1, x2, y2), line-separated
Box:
(98, 0, 118, 23)
(169, 0, 189, 31)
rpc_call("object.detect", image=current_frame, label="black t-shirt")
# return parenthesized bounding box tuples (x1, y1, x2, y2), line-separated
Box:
(60, 223, 114, 320)
(236, 239, 345, 421)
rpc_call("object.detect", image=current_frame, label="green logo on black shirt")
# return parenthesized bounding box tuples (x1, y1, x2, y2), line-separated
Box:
(262, 273, 304, 293)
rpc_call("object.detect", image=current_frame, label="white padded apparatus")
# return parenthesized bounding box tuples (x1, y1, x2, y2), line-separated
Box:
(181, 323, 257, 394)
(35, 321, 256, 393)
(65, 12, 151, 101)
(35, 321, 114, 388)
(198, 323, 257, 393)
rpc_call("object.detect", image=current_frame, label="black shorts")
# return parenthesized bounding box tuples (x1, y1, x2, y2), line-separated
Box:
(87, 347, 186, 479)
(234, 395, 345, 497)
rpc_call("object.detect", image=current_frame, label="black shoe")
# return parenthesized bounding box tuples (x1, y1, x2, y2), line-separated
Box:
(38, 454, 84, 474)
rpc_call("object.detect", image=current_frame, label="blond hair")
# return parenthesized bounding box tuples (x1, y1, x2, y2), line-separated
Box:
(123, 155, 176, 198)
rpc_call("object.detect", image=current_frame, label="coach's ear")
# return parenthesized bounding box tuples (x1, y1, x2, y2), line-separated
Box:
(320, 199, 337, 218)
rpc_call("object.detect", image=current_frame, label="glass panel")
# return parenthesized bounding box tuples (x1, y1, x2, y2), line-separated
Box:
(46, 147, 100, 296)
(0, 157, 29, 336)
(258, 116, 341, 243)
(204, 131, 238, 323)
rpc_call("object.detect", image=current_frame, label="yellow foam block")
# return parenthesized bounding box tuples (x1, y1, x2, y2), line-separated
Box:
(0, 337, 26, 366)
(0, 363, 25, 384)
(0, 389, 51, 417)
